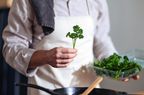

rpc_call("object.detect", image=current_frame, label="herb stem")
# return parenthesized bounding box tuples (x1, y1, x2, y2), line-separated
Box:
(73, 39, 77, 48)
(66, 25, 84, 48)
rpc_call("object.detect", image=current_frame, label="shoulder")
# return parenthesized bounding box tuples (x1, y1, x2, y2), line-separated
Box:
(93, 0, 108, 9)
(92, 0, 109, 15)
(10, 0, 34, 18)
(11, 0, 33, 11)
(12, 0, 30, 5)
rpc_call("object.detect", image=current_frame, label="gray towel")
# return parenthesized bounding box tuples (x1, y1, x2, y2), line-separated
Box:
(31, 0, 55, 35)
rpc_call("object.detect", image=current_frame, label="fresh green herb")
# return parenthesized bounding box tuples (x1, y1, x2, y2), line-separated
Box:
(93, 53, 142, 79)
(66, 25, 84, 48)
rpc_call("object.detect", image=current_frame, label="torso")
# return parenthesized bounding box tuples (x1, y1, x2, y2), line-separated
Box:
(28, 0, 100, 95)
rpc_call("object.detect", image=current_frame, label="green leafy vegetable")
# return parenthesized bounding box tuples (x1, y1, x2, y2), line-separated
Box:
(93, 53, 142, 79)
(66, 25, 84, 48)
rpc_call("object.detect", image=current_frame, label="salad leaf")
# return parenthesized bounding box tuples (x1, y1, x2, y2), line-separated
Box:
(94, 53, 142, 79)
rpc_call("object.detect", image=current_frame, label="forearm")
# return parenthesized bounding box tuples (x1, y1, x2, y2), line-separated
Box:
(2, 43, 36, 76)
(28, 50, 47, 69)
(93, 35, 117, 59)
(93, 0, 117, 59)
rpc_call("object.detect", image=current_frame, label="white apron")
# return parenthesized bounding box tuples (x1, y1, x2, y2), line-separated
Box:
(28, 16, 98, 95)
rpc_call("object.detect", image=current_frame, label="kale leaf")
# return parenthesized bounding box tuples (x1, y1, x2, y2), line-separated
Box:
(94, 53, 142, 79)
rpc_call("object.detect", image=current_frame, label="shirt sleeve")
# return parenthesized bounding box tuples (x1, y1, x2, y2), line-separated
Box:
(93, 0, 117, 59)
(2, 0, 38, 77)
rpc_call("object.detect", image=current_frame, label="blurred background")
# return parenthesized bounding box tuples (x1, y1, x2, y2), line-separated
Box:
(0, 0, 144, 95)
(0, 0, 27, 95)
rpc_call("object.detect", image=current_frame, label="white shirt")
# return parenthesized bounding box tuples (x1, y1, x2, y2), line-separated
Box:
(2, 0, 116, 94)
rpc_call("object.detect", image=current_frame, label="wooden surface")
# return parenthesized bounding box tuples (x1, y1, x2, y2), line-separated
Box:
(0, 0, 13, 8)
(133, 91, 144, 95)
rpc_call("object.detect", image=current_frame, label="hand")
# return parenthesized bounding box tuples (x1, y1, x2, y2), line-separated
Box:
(121, 75, 140, 82)
(29, 47, 77, 69)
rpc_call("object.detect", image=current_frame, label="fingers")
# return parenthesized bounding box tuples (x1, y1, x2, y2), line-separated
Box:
(121, 75, 140, 82)
(56, 47, 77, 54)
(53, 59, 74, 68)
(55, 47, 77, 59)
(121, 78, 129, 82)
(49, 47, 77, 68)
(56, 53, 77, 59)
(56, 59, 74, 64)
(132, 75, 140, 80)
(55, 62, 70, 68)
(55, 53, 76, 68)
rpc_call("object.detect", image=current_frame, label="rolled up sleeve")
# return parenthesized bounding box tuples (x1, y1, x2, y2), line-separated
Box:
(2, 0, 38, 77)
(93, 0, 117, 59)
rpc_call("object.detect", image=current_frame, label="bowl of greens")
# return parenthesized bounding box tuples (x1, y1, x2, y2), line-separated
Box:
(93, 52, 143, 80)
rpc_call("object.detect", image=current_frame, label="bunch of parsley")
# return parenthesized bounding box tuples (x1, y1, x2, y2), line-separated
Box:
(66, 25, 84, 48)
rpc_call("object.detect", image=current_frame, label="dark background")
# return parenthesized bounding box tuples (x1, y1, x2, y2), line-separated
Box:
(0, 8, 27, 95)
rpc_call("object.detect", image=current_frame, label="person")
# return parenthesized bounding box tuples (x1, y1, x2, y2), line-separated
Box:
(2, 0, 139, 95)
